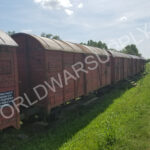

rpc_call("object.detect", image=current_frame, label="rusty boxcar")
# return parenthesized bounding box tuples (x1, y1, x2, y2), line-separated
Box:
(11, 32, 146, 121)
(108, 50, 145, 83)
(0, 30, 20, 130)
(108, 50, 132, 83)
(0, 30, 145, 130)
(12, 33, 111, 114)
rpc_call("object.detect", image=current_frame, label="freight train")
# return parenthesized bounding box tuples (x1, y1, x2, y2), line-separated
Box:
(0, 30, 145, 130)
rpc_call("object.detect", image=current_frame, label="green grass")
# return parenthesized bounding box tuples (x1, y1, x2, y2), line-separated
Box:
(0, 64, 150, 150)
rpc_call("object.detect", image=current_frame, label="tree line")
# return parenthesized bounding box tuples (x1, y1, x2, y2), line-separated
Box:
(7, 31, 143, 57)
(80, 40, 108, 50)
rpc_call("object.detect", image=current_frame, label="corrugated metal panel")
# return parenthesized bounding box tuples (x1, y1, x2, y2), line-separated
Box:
(0, 30, 18, 47)
(109, 50, 131, 58)
(123, 53, 133, 58)
(140, 57, 146, 60)
(75, 44, 109, 56)
(28, 34, 82, 53)
(94, 47, 110, 56)
(129, 54, 141, 59)
(53, 40, 74, 52)
(82, 45, 102, 55)
(14, 33, 109, 56)
(74, 44, 92, 53)
(128, 54, 145, 60)
(109, 50, 145, 60)
(28, 34, 76, 52)
(31, 35, 62, 51)
(64, 41, 83, 53)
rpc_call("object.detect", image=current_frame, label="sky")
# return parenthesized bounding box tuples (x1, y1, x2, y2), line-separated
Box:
(0, 0, 150, 58)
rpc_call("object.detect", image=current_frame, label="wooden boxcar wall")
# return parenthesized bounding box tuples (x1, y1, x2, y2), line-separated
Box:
(0, 46, 19, 130)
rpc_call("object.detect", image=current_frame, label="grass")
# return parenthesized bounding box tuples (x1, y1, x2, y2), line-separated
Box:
(0, 63, 150, 150)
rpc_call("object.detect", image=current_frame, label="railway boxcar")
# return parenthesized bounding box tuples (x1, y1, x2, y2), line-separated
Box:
(0, 30, 20, 130)
(12, 33, 145, 119)
(12, 33, 111, 114)
(108, 50, 132, 83)
(129, 55, 144, 76)
(75, 44, 111, 91)
(109, 50, 145, 83)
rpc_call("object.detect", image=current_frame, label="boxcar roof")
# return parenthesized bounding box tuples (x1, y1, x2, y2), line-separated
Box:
(82, 45, 109, 56)
(31, 34, 84, 53)
(128, 54, 141, 59)
(109, 50, 145, 60)
(125, 53, 144, 60)
(109, 50, 132, 58)
(0, 30, 18, 47)
(14, 33, 109, 56)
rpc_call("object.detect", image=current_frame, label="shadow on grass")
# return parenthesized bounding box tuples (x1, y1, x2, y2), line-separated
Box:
(0, 72, 146, 150)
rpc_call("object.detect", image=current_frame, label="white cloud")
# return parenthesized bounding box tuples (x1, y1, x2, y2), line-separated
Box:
(21, 29, 32, 33)
(65, 9, 74, 15)
(120, 16, 128, 22)
(30, 0, 150, 57)
(34, 0, 72, 10)
(78, 3, 83, 9)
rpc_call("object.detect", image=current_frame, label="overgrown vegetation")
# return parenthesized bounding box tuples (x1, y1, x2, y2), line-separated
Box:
(41, 32, 61, 40)
(7, 31, 16, 36)
(121, 44, 141, 56)
(146, 59, 150, 63)
(0, 64, 150, 150)
(81, 40, 108, 50)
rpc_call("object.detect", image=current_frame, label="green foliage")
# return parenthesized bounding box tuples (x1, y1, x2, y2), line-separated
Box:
(52, 35, 61, 40)
(122, 44, 141, 56)
(41, 32, 61, 40)
(41, 33, 53, 38)
(81, 40, 108, 50)
(146, 59, 150, 63)
(7, 31, 16, 36)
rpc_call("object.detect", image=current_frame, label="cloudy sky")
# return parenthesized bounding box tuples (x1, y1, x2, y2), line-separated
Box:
(0, 0, 150, 58)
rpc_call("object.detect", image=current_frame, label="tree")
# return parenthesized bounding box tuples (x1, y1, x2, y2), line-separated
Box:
(52, 35, 61, 40)
(146, 59, 150, 63)
(122, 44, 141, 56)
(97, 41, 108, 50)
(41, 33, 53, 39)
(7, 31, 16, 36)
(41, 33, 61, 40)
(81, 40, 108, 50)
(80, 42, 87, 45)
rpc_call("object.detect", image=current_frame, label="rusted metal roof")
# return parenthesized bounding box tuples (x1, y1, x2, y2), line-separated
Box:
(63, 41, 83, 53)
(29, 34, 82, 53)
(74, 44, 92, 53)
(129, 54, 141, 59)
(109, 50, 145, 60)
(140, 57, 146, 60)
(14, 33, 109, 56)
(125, 54, 145, 60)
(82, 45, 109, 56)
(34, 34, 109, 55)
(0, 30, 18, 47)
(109, 50, 131, 58)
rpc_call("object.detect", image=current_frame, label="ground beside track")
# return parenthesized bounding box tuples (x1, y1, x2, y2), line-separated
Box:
(0, 63, 150, 150)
